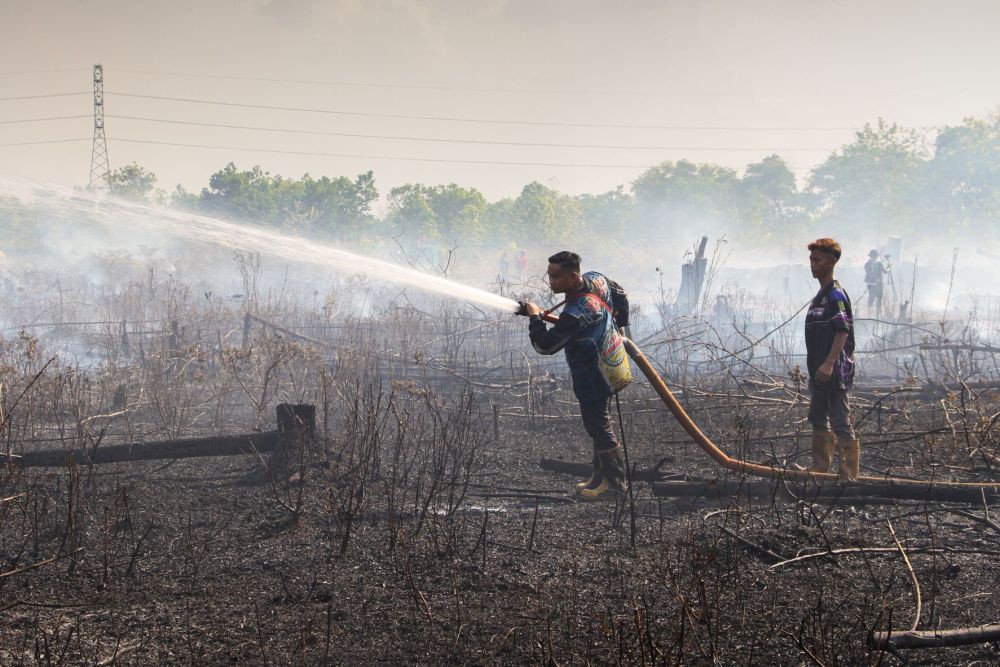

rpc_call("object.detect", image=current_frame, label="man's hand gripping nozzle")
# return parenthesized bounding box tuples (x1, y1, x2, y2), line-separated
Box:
(516, 301, 543, 317)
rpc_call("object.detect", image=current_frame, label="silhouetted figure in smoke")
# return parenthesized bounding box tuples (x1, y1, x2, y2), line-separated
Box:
(864, 248, 889, 316)
(806, 238, 860, 481)
(518, 251, 632, 500)
(515, 249, 529, 282)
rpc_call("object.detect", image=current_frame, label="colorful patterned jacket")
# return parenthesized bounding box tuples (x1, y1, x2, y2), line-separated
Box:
(528, 272, 630, 401)
(805, 280, 856, 389)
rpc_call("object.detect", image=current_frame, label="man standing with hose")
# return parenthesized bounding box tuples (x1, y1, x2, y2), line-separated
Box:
(518, 251, 632, 500)
(805, 238, 860, 481)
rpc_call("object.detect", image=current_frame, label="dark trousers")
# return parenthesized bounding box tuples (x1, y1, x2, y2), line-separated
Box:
(579, 398, 625, 481)
(808, 380, 855, 441)
(867, 283, 883, 313)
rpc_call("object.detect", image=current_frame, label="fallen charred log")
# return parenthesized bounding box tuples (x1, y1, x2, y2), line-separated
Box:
(10, 431, 279, 468)
(540, 456, 673, 482)
(652, 477, 1000, 504)
(7, 403, 315, 468)
(870, 624, 1000, 650)
(542, 458, 998, 504)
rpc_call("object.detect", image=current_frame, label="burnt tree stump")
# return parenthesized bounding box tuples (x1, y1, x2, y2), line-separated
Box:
(270, 403, 317, 482)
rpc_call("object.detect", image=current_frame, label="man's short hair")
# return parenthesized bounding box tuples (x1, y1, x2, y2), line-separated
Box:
(808, 238, 842, 261)
(548, 251, 581, 273)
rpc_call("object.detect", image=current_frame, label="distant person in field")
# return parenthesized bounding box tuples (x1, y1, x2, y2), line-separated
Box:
(515, 249, 529, 282)
(805, 238, 859, 481)
(864, 248, 889, 315)
(518, 251, 632, 500)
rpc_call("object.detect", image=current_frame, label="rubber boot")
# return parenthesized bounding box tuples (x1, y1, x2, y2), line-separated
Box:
(579, 448, 628, 500)
(838, 439, 860, 482)
(575, 452, 599, 492)
(809, 431, 836, 474)
(578, 472, 629, 501)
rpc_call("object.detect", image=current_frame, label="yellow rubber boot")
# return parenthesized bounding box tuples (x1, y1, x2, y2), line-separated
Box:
(809, 431, 836, 474)
(578, 473, 628, 501)
(579, 445, 629, 500)
(575, 453, 599, 492)
(838, 439, 860, 482)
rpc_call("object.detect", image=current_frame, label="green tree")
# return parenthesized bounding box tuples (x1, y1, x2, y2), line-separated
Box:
(736, 155, 803, 242)
(508, 181, 581, 243)
(480, 196, 516, 243)
(807, 119, 928, 239)
(386, 183, 486, 242)
(107, 162, 160, 202)
(197, 164, 377, 237)
(299, 171, 378, 240)
(427, 184, 487, 241)
(577, 186, 633, 239)
(199, 163, 286, 224)
(386, 184, 438, 238)
(925, 112, 1000, 231)
(170, 184, 200, 210)
(631, 160, 738, 240)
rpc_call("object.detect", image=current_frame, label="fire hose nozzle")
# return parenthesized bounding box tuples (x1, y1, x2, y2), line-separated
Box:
(515, 301, 529, 316)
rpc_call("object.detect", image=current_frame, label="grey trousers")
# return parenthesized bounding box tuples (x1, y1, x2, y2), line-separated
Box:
(808, 380, 856, 441)
(579, 398, 625, 482)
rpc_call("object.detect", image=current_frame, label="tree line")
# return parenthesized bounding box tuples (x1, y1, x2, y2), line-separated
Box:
(59, 112, 1000, 249)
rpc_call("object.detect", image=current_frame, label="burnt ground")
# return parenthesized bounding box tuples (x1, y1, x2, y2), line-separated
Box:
(2, 380, 999, 666)
(0, 296, 998, 665)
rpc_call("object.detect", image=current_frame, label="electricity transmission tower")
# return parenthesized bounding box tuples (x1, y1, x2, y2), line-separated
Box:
(88, 64, 111, 190)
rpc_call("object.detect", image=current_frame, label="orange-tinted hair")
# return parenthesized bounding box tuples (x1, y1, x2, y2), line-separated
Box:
(808, 238, 842, 260)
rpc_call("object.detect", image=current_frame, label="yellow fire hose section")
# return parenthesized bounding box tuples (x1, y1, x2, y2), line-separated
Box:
(622, 339, 1000, 492)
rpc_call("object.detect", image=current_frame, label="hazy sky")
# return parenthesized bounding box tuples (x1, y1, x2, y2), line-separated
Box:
(1, 0, 998, 203)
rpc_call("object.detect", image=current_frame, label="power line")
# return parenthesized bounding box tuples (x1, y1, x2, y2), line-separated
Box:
(0, 136, 818, 172)
(0, 92, 90, 102)
(0, 68, 90, 76)
(0, 115, 90, 125)
(106, 91, 859, 132)
(108, 137, 659, 168)
(113, 67, 737, 98)
(0, 138, 90, 148)
(106, 114, 838, 152)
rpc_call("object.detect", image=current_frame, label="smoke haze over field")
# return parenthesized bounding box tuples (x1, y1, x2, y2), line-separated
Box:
(1, 1, 998, 325)
(1, 0, 999, 200)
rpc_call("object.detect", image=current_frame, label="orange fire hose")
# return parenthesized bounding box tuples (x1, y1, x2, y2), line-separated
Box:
(533, 308, 998, 491)
(620, 338, 1000, 491)
(535, 310, 998, 490)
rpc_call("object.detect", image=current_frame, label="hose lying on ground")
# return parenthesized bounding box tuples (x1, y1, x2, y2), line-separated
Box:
(621, 339, 1000, 493)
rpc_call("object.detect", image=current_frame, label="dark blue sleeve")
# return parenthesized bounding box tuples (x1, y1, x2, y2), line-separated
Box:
(528, 312, 584, 355)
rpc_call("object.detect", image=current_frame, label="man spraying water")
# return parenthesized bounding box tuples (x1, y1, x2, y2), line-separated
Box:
(517, 251, 632, 500)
